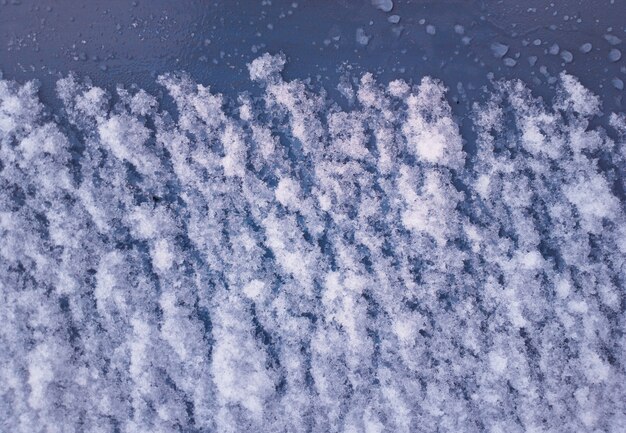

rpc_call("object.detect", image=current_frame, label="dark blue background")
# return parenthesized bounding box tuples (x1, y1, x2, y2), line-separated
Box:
(1, 0, 624, 117)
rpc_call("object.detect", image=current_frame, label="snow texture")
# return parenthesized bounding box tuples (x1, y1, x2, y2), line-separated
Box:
(1, 55, 625, 433)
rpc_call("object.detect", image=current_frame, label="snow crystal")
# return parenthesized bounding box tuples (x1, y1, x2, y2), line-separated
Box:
(0, 54, 625, 433)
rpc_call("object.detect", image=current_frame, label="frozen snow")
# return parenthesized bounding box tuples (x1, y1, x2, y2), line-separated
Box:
(0, 54, 625, 433)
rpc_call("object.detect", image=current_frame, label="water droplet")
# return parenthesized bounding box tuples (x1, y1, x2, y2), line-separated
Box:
(604, 34, 622, 45)
(490, 42, 509, 58)
(549, 43, 560, 55)
(609, 48, 622, 62)
(560, 50, 573, 63)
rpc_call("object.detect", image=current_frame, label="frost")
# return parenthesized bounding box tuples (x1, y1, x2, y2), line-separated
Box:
(0, 55, 625, 433)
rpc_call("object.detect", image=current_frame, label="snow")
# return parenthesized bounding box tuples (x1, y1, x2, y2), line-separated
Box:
(0, 54, 625, 433)
(503, 57, 517, 67)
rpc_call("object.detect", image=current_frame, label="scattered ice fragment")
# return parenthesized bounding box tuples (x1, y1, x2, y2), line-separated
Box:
(490, 42, 509, 58)
(248, 52, 286, 81)
(426, 24, 436, 35)
(609, 48, 622, 62)
(579, 42, 592, 53)
(371, 0, 393, 12)
(612, 77, 624, 90)
(560, 50, 573, 63)
(528, 55, 538, 66)
(454, 24, 464, 35)
(388, 14, 400, 24)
